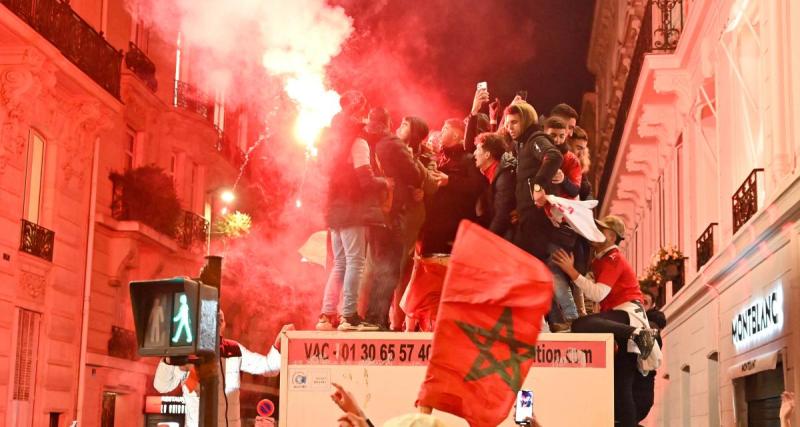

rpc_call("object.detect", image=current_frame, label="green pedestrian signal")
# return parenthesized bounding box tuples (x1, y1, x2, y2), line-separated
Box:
(130, 277, 218, 357)
(171, 292, 194, 344)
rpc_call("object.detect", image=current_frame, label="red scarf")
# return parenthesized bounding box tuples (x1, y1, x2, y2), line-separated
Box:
(481, 160, 499, 183)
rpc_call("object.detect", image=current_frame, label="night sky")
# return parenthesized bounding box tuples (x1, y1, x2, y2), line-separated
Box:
(330, 0, 597, 125)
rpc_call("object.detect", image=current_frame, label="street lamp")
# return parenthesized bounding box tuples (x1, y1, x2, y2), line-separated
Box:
(220, 189, 235, 204)
(205, 187, 236, 256)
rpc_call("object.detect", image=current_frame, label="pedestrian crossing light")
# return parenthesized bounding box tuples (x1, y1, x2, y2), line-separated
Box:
(130, 277, 219, 357)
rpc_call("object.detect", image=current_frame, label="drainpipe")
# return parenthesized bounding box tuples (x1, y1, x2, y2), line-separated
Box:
(75, 136, 100, 425)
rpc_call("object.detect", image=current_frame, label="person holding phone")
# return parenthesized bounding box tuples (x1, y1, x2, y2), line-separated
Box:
(502, 101, 574, 329)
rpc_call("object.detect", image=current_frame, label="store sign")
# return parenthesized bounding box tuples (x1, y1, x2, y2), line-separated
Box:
(144, 396, 186, 415)
(731, 285, 783, 350)
(728, 350, 779, 379)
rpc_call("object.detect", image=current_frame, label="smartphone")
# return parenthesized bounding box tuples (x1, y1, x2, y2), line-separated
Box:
(516, 90, 528, 101)
(477, 81, 488, 91)
(515, 389, 533, 424)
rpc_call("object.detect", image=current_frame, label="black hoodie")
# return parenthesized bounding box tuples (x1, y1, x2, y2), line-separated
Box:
(420, 143, 487, 254)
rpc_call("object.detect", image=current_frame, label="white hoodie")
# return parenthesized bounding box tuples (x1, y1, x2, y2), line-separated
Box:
(153, 343, 281, 427)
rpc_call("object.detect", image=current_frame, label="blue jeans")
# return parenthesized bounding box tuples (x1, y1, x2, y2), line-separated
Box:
(547, 244, 579, 323)
(321, 227, 367, 317)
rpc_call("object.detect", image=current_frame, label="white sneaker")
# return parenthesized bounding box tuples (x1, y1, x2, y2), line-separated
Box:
(315, 314, 335, 331)
(337, 316, 361, 331)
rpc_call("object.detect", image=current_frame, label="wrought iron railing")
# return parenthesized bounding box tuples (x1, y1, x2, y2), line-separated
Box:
(175, 210, 209, 250)
(596, 0, 683, 206)
(695, 222, 717, 271)
(651, 0, 684, 52)
(19, 219, 55, 262)
(1, 0, 122, 98)
(732, 168, 763, 234)
(174, 80, 211, 119)
(125, 41, 157, 92)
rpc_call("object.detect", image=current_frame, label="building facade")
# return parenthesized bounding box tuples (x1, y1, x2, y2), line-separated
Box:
(587, 0, 800, 425)
(0, 0, 258, 425)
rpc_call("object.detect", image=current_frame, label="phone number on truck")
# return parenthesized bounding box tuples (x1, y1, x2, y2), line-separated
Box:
(287, 338, 433, 366)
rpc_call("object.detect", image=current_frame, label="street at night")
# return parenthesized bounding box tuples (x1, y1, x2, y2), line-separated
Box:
(0, 0, 798, 426)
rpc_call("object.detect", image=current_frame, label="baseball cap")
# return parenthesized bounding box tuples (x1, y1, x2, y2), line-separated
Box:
(595, 215, 626, 240)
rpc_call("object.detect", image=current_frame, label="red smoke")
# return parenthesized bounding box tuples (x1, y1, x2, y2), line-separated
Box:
(126, 0, 560, 343)
(328, 0, 537, 127)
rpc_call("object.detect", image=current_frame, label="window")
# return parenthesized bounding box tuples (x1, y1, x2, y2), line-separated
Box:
(238, 114, 249, 152)
(11, 308, 41, 427)
(23, 131, 45, 224)
(169, 153, 177, 182)
(676, 136, 684, 252)
(708, 352, 720, 427)
(189, 162, 199, 212)
(173, 32, 183, 106)
(101, 392, 116, 427)
(13, 309, 40, 401)
(727, 3, 764, 178)
(49, 413, 61, 427)
(631, 228, 641, 271)
(132, 19, 149, 53)
(124, 129, 137, 171)
(658, 175, 666, 248)
(213, 89, 225, 133)
(100, 0, 109, 35)
(681, 365, 691, 426)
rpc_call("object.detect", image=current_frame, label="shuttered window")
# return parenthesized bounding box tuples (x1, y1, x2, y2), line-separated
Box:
(13, 309, 41, 401)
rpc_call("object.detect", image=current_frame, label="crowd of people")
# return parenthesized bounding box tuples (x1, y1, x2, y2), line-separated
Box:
(314, 86, 667, 426)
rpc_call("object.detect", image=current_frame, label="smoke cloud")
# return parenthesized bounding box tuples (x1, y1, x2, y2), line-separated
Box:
(128, 0, 595, 345)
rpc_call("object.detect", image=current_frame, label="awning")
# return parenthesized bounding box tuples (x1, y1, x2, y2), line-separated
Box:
(729, 350, 780, 380)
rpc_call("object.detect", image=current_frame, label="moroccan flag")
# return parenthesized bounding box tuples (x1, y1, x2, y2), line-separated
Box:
(417, 220, 554, 427)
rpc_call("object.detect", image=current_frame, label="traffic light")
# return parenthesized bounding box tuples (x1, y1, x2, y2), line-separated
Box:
(130, 277, 219, 357)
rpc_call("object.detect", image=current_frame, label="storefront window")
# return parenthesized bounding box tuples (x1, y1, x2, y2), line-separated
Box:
(733, 361, 784, 427)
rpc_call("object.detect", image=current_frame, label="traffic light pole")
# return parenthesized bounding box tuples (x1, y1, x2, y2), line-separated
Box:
(197, 255, 222, 427)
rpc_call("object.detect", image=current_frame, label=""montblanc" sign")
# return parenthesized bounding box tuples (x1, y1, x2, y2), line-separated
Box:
(731, 287, 783, 350)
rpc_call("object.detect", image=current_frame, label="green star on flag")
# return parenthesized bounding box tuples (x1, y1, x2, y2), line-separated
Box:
(417, 220, 553, 427)
(457, 307, 538, 391)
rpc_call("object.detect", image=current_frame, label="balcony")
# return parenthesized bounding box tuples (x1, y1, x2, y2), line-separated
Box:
(650, 0, 684, 52)
(695, 223, 717, 271)
(19, 219, 55, 262)
(597, 0, 684, 205)
(732, 168, 763, 234)
(175, 210, 209, 250)
(124, 41, 157, 92)
(1, 0, 122, 98)
(174, 80, 211, 120)
(111, 173, 208, 251)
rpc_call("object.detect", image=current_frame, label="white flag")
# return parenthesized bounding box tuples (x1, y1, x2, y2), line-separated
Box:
(545, 195, 606, 242)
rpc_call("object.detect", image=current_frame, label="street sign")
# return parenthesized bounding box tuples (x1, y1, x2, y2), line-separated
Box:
(130, 277, 219, 357)
(257, 399, 275, 417)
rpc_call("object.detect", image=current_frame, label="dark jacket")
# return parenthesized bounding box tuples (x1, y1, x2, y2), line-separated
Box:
(477, 156, 516, 240)
(513, 127, 563, 258)
(373, 133, 423, 219)
(420, 143, 487, 254)
(579, 174, 593, 201)
(323, 117, 386, 229)
(514, 128, 563, 213)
